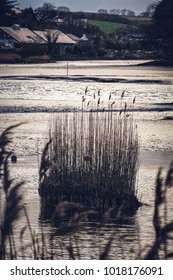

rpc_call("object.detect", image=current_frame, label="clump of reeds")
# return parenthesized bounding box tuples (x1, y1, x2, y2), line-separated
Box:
(1, 125, 173, 260)
(144, 161, 173, 259)
(0, 124, 24, 259)
(0, 125, 54, 260)
(0, 124, 129, 260)
(39, 91, 139, 219)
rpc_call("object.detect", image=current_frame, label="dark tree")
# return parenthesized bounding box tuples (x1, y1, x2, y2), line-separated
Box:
(20, 8, 39, 29)
(146, 2, 159, 17)
(153, 0, 173, 40)
(0, 0, 19, 25)
(153, 0, 173, 61)
(97, 9, 108, 14)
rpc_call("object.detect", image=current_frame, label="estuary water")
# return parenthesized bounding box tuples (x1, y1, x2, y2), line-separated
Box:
(0, 60, 173, 259)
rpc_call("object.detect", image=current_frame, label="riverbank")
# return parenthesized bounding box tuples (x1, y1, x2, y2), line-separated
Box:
(0, 50, 162, 65)
(0, 53, 50, 64)
(138, 60, 173, 67)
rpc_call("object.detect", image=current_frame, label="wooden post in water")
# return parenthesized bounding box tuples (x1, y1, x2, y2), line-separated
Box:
(67, 62, 69, 82)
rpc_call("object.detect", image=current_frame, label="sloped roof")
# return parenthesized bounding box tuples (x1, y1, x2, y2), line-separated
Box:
(0, 25, 46, 44)
(66, 33, 80, 43)
(34, 29, 76, 45)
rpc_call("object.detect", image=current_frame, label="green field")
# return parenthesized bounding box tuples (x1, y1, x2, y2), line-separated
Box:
(88, 20, 128, 34)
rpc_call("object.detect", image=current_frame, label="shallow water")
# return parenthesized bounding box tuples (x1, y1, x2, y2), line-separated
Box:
(0, 60, 173, 259)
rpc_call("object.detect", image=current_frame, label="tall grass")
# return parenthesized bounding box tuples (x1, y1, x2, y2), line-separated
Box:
(144, 162, 173, 259)
(0, 124, 121, 259)
(0, 125, 55, 259)
(1, 125, 173, 259)
(39, 106, 139, 219)
(0, 124, 24, 259)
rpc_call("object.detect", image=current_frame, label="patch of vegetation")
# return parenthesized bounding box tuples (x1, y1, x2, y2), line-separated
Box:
(1, 125, 173, 259)
(88, 20, 128, 34)
(124, 16, 151, 22)
(39, 94, 140, 220)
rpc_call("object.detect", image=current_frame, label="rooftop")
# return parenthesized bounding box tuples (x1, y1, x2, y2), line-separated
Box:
(34, 29, 76, 44)
(0, 25, 46, 44)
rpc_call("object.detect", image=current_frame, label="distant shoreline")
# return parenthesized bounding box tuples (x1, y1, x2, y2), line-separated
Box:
(0, 55, 173, 67)
(137, 60, 173, 67)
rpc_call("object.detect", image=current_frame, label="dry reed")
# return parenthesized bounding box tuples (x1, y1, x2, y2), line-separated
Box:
(144, 161, 173, 259)
(39, 103, 139, 219)
(1, 125, 173, 260)
(0, 124, 24, 259)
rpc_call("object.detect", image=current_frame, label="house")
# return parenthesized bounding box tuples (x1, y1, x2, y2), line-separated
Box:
(0, 25, 76, 55)
(66, 34, 90, 50)
(0, 24, 46, 48)
(33, 29, 76, 54)
(125, 33, 145, 42)
(66, 33, 80, 44)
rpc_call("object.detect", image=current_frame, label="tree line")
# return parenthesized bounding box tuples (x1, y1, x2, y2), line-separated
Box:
(98, 9, 135, 17)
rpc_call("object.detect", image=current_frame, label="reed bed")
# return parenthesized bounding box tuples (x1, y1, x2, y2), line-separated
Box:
(0, 124, 125, 259)
(39, 106, 139, 219)
(1, 125, 173, 260)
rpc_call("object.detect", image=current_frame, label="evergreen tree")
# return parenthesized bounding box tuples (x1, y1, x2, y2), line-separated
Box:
(143, 0, 173, 62)
(153, 0, 173, 61)
(153, 0, 173, 40)
(0, 0, 19, 25)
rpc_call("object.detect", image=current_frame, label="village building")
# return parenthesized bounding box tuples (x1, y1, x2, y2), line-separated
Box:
(0, 24, 76, 55)
(0, 24, 45, 48)
(33, 29, 76, 54)
(66, 33, 80, 44)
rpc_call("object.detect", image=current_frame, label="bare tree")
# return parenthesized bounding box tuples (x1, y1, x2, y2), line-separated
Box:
(35, 2, 57, 19)
(109, 9, 117, 14)
(121, 9, 127, 16)
(126, 10, 136, 17)
(57, 6, 71, 12)
(98, 9, 108, 14)
(116, 9, 120, 15)
(45, 29, 59, 54)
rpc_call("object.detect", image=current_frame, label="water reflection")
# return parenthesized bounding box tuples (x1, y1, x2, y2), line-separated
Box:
(37, 215, 139, 260)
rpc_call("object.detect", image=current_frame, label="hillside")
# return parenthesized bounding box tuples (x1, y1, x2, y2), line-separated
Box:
(88, 20, 129, 34)
(87, 14, 150, 35)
